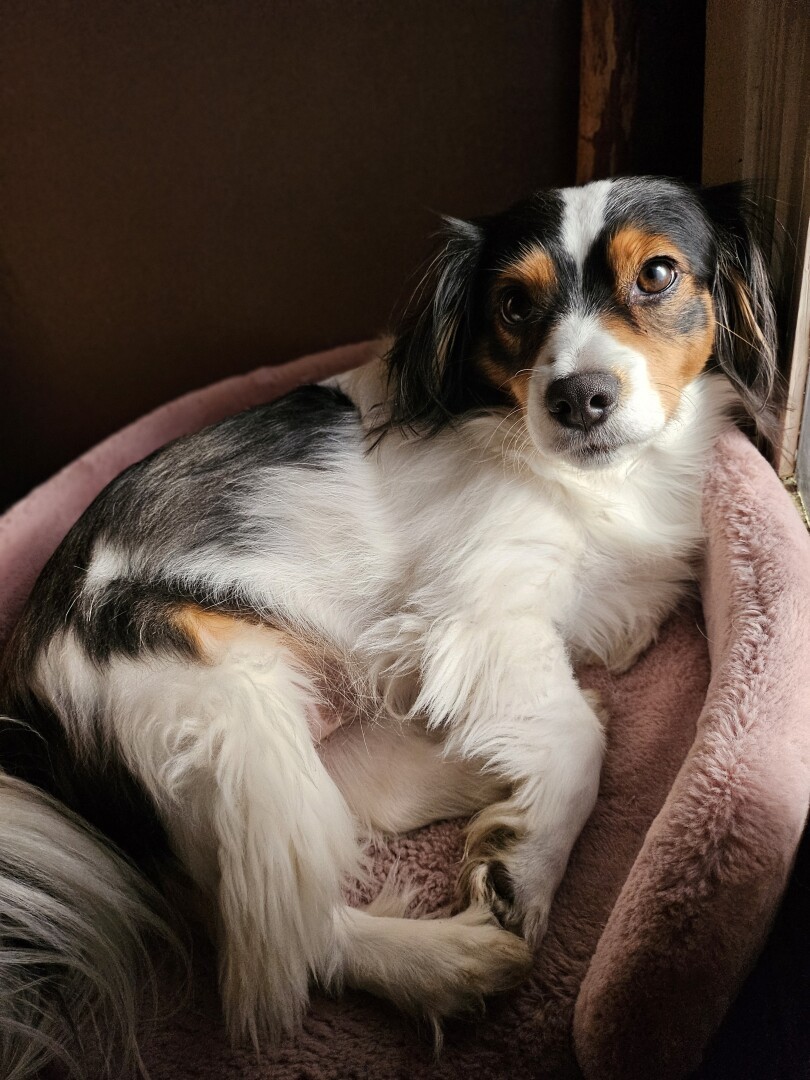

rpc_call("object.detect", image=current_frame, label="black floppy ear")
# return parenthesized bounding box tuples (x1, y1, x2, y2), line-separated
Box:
(700, 183, 782, 443)
(384, 217, 484, 434)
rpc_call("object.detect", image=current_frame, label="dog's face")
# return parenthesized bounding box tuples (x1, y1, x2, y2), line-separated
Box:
(478, 180, 718, 466)
(386, 177, 778, 465)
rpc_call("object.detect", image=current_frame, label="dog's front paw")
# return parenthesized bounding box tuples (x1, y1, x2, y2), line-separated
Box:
(605, 623, 659, 673)
(455, 798, 552, 947)
(456, 798, 523, 931)
(575, 619, 659, 673)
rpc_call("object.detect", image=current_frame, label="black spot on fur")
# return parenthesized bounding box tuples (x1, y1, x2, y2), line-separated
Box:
(0, 700, 173, 880)
(0, 382, 361, 874)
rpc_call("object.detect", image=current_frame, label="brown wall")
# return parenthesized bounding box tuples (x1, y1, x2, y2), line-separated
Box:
(0, 1, 581, 508)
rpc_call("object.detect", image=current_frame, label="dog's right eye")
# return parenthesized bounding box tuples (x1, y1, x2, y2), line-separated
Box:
(500, 288, 533, 325)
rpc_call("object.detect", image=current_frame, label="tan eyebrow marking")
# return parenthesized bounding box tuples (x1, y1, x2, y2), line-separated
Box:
(500, 247, 557, 294)
(608, 226, 684, 289)
(484, 248, 556, 411)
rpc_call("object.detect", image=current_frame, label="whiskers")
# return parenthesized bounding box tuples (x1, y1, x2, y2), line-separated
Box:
(469, 369, 541, 478)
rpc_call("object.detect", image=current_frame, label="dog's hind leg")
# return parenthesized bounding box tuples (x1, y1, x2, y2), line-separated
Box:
(335, 899, 531, 1028)
(38, 615, 529, 1045)
(43, 616, 359, 1046)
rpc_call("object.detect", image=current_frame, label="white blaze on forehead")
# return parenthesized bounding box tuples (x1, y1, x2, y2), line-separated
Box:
(543, 312, 607, 377)
(559, 180, 613, 274)
(542, 311, 648, 384)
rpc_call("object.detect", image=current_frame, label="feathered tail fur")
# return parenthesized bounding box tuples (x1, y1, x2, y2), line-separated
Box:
(0, 772, 175, 1079)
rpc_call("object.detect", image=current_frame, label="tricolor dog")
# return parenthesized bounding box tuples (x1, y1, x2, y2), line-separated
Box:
(0, 177, 778, 1077)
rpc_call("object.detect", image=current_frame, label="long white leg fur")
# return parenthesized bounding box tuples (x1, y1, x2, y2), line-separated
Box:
(36, 623, 530, 1046)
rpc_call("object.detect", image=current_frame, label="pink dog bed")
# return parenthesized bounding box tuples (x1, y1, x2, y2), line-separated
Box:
(2, 344, 809, 1080)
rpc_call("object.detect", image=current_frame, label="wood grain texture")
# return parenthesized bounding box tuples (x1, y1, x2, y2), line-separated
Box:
(576, 0, 640, 183)
(577, 0, 706, 184)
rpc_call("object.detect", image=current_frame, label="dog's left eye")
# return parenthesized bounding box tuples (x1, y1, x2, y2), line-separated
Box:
(636, 259, 677, 294)
(500, 288, 533, 325)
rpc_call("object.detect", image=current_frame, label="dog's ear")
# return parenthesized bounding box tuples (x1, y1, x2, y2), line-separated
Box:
(699, 183, 782, 444)
(384, 216, 484, 434)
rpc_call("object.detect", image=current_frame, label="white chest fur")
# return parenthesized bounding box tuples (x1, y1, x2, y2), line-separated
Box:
(342, 362, 733, 676)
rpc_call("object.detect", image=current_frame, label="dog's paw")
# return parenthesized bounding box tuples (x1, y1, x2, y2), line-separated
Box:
(455, 799, 529, 937)
(456, 794, 572, 948)
(439, 903, 533, 1004)
(605, 625, 659, 673)
(416, 905, 532, 1051)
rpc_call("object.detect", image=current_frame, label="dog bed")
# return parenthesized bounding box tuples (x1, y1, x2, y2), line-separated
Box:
(1, 342, 808, 1080)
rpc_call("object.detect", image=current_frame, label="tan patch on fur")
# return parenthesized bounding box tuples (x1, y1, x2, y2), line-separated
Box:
(172, 604, 322, 680)
(727, 266, 770, 355)
(171, 604, 378, 736)
(604, 227, 715, 416)
(602, 297, 715, 417)
(608, 227, 681, 289)
(479, 355, 509, 391)
(480, 247, 558, 405)
(508, 372, 530, 407)
(480, 245, 561, 406)
(174, 602, 316, 668)
(171, 605, 253, 655)
(503, 247, 557, 294)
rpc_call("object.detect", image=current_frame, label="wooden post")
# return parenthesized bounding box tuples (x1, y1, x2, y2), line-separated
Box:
(576, 0, 640, 183)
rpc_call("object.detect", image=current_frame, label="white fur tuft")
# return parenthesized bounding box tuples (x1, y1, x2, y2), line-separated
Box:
(0, 773, 177, 1080)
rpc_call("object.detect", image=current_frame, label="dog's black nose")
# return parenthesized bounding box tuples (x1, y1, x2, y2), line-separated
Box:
(546, 373, 619, 431)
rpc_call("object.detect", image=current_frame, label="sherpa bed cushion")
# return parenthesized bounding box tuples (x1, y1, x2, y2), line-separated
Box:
(1, 342, 808, 1080)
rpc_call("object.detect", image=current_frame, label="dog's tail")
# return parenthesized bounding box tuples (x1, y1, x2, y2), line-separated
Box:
(0, 771, 174, 1079)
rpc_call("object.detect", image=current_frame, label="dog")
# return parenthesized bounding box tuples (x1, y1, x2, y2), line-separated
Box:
(0, 176, 778, 1078)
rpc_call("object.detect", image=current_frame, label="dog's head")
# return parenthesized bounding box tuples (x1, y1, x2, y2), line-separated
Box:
(385, 177, 779, 466)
